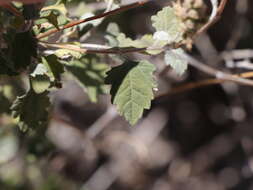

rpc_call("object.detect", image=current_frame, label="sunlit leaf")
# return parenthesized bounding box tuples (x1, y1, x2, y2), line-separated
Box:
(105, 60, 156, 125)
(151, 6, 184, 43)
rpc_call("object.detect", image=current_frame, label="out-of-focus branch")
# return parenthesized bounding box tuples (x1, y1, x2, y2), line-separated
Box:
(222, 49, 253, 60)
(185, 54, 253, 86)
(82, 107, 168, 190)
(156, 71, 253, 99)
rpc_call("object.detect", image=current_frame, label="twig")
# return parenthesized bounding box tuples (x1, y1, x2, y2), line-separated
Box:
(41, 40, 253, 88)
(39, 41, 147, 54)
(195, 0, 228, 36)
(222, 49, 253, 60)
(156, 71, 253, 98)
(36, 0, 151, 39)
(185, 54, 253, 86)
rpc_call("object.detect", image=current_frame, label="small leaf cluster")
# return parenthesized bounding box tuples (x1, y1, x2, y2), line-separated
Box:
(0, 0, 207, 129)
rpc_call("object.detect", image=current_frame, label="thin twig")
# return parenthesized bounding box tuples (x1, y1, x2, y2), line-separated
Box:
(156, 71, 253, 99)
(39, 41, 147, 54)
(185, 54, 253, 86)
(37, 0, 151, 39)
(195, 0, 228, 36)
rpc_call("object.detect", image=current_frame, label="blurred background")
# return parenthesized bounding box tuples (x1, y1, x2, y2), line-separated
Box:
(1, 0, 253, 189)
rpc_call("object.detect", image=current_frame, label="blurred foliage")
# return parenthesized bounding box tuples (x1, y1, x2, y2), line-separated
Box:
(1, 0, 253, 190)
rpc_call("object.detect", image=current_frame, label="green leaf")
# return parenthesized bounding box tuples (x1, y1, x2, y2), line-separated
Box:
(11, 90, 50, 131)
(44, 11, 60, 30)
(37, 3, 69, 32)
(31, 63, 48, 77)
(117, 33, 165, 55)
(54, 48, 82, 59)
(105, 60, 157, 125)
(105, 22, 120, 47)
(30, 75, 51, 94)
(30, 63, 51, 93)
(41, 3, 68, 16)
(64, 56, 109, 103)
(165, 48, 188, 75)
(42, 55, 64, 87)
(6, 31, 37, 71)
(106, 23, 120, 37)
(151, 6, 184, 43)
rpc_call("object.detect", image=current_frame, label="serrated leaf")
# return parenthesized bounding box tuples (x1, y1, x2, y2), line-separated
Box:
(42, 55, 64, 87)
(11, 90, 50, 131)
(105, 60, 156, 125)
(165, 48, 188, 75)
(64, 56, 109, 102)
(151, 6, 184, 43)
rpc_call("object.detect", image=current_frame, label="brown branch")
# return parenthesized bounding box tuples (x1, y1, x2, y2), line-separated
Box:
(156, 71, 253, 99)
(36, 0, 151, 39)
(195, 0, 229, 36)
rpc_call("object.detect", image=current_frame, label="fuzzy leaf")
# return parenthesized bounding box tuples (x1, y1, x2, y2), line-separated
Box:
(151, 6, 184, 43)
(105, 60, 156, 125)
(165, 48, 188, 75)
